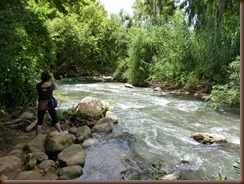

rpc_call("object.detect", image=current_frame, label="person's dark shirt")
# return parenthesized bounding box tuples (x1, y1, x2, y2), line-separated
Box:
(36, 83, 55, 100)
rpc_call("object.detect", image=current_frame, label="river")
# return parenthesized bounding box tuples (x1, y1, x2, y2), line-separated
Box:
(55, 77, 240, 180)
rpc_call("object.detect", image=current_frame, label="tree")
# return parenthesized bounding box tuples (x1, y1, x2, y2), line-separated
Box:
(133, 0, 176, 25)
(0, 0, 55, 109)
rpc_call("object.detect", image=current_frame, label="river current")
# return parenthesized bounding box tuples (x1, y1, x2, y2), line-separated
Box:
(56, 77, 240, 180)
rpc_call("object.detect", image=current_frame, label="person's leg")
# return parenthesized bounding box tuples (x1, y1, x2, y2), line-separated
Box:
(36, 110, 46, 135)
(54, 122, 62, 132)
(48, 108, 68, 135)
(48, 108, 62, 132)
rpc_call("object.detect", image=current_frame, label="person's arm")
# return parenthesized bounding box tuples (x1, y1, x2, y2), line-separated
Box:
(50, 77, 58, 90)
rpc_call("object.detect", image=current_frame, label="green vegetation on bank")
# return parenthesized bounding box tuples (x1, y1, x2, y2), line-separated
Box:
(0, 0, 240, 113)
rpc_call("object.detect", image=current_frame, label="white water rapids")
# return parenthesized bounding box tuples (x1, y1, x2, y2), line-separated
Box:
(56, 78, 240, 180)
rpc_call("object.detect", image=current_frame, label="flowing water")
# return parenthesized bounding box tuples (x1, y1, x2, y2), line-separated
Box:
(56, 77, 240, 180)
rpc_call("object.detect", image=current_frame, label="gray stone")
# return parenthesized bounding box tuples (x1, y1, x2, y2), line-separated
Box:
(76, 125, 91, 139)
(35, 152, 48, 163)
(45, 131, 74, 156)
(58, 165, 83, 180)
(23, 134, 46, 153)
(105, 111, 118, 124)
(15, 171, 44, 180)
(25, 153, 37, 170)
(91, 122, 113, 133)
(0, 155, 24, 175)
(57, 144, 85, 167)
(38, 160, 56, 169)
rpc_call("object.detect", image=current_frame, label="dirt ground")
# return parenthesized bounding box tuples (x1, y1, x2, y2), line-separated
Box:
(0, 125, 56, 158)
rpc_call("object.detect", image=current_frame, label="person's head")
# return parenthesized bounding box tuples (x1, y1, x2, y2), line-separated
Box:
(41, 71, 51, 82)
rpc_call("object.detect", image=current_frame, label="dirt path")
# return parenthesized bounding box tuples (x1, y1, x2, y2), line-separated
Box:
(0, 125, 56, 157)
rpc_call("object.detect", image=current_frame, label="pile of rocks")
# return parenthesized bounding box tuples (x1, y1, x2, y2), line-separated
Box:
(0, 96, 118, 180)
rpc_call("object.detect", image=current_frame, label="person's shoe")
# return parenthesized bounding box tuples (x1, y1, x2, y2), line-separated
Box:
(60, 130, 68, 136)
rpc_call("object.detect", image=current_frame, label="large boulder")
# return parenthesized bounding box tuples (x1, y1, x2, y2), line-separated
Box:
(45, 131, 74, 157)
(75, 96, 104, 118)
(57, 144, 85, 167)
(191, 132, 227, 144)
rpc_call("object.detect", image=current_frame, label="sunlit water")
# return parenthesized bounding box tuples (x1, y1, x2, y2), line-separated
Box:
(56, 78, 240, 180)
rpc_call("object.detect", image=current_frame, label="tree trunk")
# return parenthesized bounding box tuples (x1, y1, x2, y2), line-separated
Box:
(154, 0, 157, 25)
(216, 0, 226, 37)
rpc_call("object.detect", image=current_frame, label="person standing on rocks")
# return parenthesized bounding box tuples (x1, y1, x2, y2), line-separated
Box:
(35, 71, 68, 136)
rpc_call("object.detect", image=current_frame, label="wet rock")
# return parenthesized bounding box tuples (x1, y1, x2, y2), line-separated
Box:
(162, 160, 205, 180)
(191, 132, 227, 144)
(91, 122, 113, 133)
(153, 87, 161, 91)
(97, 117, 114, 125)
(160, 171, 180, 180)
(125, 83, 133, 88)
(80, 132, 154, 180)
(82, 138, 98, 148)
(105, 111, 118, 123)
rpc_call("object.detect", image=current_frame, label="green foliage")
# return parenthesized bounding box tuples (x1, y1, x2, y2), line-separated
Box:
(233, 161, 240, 175)
(0, 0, 240, 111)
(0, 0, 55, 109)
(216, 160, 240, 180)
(151, 161, 167, 180)
(133, 0, 176, 25)
(124, 26, 161, 86)
(217, 173, 228, 180)
(46, 1, 123, 76)
(0, 0, 126, 110)
(206, 56, 240, 105)
(100, 99, 116, 118)
(56, 109, 63, 120)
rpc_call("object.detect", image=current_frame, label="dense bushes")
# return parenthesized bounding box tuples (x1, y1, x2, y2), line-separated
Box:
(0, 0, 55, 109)
(0, 0, 240, 111)
(113, 9, 240, 105)
(206, 56, 240, 105)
